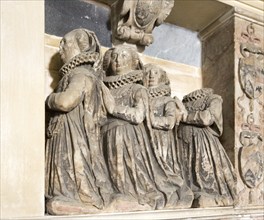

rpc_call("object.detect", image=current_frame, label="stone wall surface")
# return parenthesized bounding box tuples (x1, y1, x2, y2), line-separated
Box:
(201, 18, 235, 163)
(201, 9, 264, 208)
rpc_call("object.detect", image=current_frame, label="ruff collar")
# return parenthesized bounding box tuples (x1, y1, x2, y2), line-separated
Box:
(182, 88, 213, 103)
(182, 88, 213, 111)
(103, 70, 143, 89)
(148, 84, 171, 98)
(60, 52, 101, 76)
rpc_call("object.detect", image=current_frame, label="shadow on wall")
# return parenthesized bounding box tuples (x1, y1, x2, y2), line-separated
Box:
(45, 0, 112, 47)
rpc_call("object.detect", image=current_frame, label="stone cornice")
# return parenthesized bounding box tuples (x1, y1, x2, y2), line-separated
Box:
(199, 0, 263, 41)
(218, 0, 264, 12)
(217, 0, 264, 22)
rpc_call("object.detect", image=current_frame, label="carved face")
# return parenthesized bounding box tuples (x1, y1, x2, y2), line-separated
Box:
(146, 66, 162, 87)
(110, 48, 133, 75)
(59, 33, 81, 63)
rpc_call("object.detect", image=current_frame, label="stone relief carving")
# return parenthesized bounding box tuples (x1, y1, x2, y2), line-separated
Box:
(45, 29, 116, 215)
(102, 46, 193, 210)
(39, 0, 264, 214)
(239, 114, 263, 190)
(237, 23, 264, 204)
(143, 63, 186, 175)
(238, 24, 264, 113)
(177, 88, 237, 207)
(45, 27, 241, 214)
(111, 0, 174, 48)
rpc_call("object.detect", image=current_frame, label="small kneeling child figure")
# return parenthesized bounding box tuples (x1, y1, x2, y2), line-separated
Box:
(143, 63, 194, 208)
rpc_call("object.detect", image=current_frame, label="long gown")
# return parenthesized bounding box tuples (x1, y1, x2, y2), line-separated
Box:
(102, 71, 193, 210)
(177, 88, 237, 207)
(45, 53, 114, 213)
(149, 86, 181, 176)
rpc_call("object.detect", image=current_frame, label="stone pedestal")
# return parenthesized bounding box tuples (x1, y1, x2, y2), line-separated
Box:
(200, 7, 264, 207)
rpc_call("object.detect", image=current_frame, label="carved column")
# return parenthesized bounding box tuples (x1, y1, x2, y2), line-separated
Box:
(200, 8, 264, 207)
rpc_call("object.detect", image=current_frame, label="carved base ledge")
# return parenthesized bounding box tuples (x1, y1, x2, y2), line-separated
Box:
(14, 207, 264, 219)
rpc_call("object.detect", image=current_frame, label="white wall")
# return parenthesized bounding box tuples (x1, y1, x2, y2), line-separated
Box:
(0, 1, 45, 218)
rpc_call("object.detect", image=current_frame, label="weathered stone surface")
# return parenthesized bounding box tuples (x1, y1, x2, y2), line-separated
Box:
(178, 88, 237, 207)
(201, 19, 235, 164)
(201, 13, 264, 208)
(234, 20, 264, 207)
(45, 29, 116, 215)
(102, 45, 193, 211)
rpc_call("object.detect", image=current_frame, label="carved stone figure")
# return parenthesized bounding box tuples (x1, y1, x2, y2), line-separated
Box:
(177, 88, 237, 207)
(45, 29, 115, 215)
(102, 46, 193, 211)
(102, 45, 163, 210)
(111, 0, 174, 47)
(143, 64, 185, 175)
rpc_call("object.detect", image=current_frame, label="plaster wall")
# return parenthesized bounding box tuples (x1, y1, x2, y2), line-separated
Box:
(0, 1, 45, 218)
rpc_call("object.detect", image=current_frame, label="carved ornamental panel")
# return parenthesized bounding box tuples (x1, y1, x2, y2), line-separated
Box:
(111, 0, 174, 48)
(237, 23, 264, 205)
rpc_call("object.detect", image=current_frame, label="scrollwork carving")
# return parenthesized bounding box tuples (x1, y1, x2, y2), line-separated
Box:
(237, 23, 264, 204)
(111, 0, 174, 47)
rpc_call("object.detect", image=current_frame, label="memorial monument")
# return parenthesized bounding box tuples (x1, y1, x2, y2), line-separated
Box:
(1, 0, 263, 219)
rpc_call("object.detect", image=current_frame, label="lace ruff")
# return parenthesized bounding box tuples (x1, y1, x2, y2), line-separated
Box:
(60, 52, 101, 76)
(183, 88, 213, 112)
(148, 84, 171, 98)
(103, 70, 143, 89)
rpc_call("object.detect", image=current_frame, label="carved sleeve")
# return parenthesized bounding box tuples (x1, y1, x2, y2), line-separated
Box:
(100, 81, 115, 114)
(46, 73, 86, 112)
(174, 96, 188, 123)
(151, 101, 177, 130)
(112, 87, 148, 124)
(184, 96, 223, 132)
(185, 109, 213, 126)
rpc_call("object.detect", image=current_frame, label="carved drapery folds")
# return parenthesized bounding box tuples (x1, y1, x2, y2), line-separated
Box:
(45, 12, 260, 213)
(237, 23, 264, 205)
(178, 88, 237, 207)
(45, 27, 239, 214)
(111, 0, 174, 48)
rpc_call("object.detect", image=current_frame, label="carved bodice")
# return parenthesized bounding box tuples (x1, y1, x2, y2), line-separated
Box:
(150, 96, 173, 117)
(110, 83, 140, 108)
